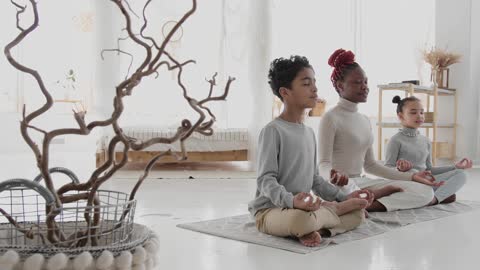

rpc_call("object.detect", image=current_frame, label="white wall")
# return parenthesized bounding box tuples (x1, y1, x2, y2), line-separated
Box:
(359, 0, 435, 118)
(471, 1, 480, 163)
(435, 0, 478, 161)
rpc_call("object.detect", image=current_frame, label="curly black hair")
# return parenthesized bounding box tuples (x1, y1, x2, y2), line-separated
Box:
(268, 55, 312, 101)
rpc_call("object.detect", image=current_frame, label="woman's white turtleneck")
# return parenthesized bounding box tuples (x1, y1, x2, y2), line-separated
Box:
(318, 98, 413, 183)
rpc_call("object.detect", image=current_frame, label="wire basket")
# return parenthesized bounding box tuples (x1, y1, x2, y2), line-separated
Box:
(0, 178, 137, 254)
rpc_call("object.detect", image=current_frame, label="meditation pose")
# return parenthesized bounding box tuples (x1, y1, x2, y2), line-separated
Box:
(385, 95, 471, 204)
(318, 49, 443, 212)
(248, 55, 373, 247)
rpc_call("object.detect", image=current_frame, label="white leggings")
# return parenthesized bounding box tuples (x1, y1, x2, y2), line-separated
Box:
(340, 177, 435, 212)
(431, 169, 467, 202)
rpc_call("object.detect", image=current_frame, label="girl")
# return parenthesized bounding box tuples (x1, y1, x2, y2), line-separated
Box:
(385, 95, 472, 204)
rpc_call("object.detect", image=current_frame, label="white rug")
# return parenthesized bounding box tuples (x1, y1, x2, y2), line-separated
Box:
(177, 201, 480, 254)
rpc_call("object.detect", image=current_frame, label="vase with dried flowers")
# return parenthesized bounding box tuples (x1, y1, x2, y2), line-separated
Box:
(422, 48, 462, 88)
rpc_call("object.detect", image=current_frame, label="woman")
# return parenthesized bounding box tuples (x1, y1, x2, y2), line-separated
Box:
(318, 49, 442, 212)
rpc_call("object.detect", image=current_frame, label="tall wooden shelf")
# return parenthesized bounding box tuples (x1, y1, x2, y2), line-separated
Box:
(377, 83, 457, 165)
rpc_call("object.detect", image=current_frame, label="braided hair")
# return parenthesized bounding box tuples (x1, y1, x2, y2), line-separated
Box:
(328, 49, 361, 92)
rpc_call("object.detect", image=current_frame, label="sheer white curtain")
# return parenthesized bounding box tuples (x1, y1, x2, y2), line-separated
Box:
(476, 89, 480, 164)
(221, 0, 273, 170)
(476, 75, 480, 165)
(472, 1, 480, 163)
(246, 1, 274, 170)
(271, 0, 356, 113)
(476, 107, 480, 164)
(470, 0, 480, 163)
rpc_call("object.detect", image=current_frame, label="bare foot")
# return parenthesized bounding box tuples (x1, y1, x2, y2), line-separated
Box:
(324, 198, 368, 216)
(371, 185, 404, 199)
(440, 194, 456, 204)
(299, 231, 322, 247)
(321, 201, 338, 209)
(428, 197, 439, 206)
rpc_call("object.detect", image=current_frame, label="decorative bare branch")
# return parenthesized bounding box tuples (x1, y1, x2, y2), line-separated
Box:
(0, 208, 46, 244)
(11, 0, 26, 31)
(140, 0, 156, 48)
(3, 0, 234, 248)
(198, 76, 235, 106)
(148, 0, 197, 71)
(123, 0, 140, 19)
(5, 0, 63, 220)
(26, 124, 48, 136)
(129, 149, 174, 201)
(101, 49, 134, 79)
(110, 0, 152, 73)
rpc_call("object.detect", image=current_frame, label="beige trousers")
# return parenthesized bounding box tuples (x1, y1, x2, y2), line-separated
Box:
(255, 206, 364, 238)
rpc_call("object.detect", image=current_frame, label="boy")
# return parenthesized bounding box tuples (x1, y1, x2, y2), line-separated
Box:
(248, 56, 372, 247)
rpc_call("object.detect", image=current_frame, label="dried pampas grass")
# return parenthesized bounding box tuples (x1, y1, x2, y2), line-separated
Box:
(423, 47, 462, 68)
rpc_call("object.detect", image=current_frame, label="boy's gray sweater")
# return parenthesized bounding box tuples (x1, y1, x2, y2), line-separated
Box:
(248, 118, 347, 217)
